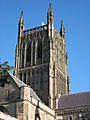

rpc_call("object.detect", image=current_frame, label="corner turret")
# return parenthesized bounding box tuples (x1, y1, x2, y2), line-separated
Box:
(60, 20, 65, 39)
(18, 11, 24, 43)
(47, 3, 54, 39)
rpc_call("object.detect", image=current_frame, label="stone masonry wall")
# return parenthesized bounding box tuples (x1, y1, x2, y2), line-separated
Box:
(0, 111, 18, 120)
(17, 85, 55, 120)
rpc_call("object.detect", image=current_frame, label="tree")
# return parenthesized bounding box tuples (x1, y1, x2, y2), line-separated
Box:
(0, 61, 14, 86)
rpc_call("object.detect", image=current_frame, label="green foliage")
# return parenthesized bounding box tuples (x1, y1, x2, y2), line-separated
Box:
(0, 61, 14, 86)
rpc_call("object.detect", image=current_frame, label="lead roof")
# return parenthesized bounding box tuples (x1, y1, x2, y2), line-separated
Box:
(58, 92, 90, 109)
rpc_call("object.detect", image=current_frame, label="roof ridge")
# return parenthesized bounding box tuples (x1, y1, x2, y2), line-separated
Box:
(61, 91, 90, 97)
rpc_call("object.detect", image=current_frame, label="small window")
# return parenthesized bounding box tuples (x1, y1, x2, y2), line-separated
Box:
(35, 115, 40, 120)
(27, 71, 30, 85)
(32, 70, 34, 88)
(40, 71, 43, 90)
(20, 72, 22, 81)
(69, 116, 72, 120)
(24, 72, 26, 83)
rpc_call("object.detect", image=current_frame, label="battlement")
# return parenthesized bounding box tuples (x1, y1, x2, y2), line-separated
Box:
(23, 24, 47, 37)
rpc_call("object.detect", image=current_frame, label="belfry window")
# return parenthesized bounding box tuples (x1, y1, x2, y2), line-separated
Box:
(37, 42, 42, 60)
(26, 42, 31, 66)
(33, 41, 35, 64)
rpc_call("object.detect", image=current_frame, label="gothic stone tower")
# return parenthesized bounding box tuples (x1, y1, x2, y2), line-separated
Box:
(15, 4, 70, 109)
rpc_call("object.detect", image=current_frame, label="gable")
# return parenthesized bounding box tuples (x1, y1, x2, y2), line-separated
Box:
(0, 74, 20, 103)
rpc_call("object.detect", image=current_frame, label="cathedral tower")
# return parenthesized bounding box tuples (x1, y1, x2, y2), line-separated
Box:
(15, 4, 70, 109)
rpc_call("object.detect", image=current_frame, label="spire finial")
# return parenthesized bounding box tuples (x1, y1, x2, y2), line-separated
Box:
(19, 11, 24, 24)
(20, 11, 24, 19)
(48, 3, 53, 16)
(49, 3, 52, 10)
(61, 20, 64, 27)
(21, 11, 23, 16)
(60, 20, 65, 37)
(61, 20, 65, 32)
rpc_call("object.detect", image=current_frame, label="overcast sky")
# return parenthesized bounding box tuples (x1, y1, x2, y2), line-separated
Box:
(0, 0, 90, 94)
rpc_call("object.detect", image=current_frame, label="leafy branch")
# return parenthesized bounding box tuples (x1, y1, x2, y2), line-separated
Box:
(0, 61, 14, 86)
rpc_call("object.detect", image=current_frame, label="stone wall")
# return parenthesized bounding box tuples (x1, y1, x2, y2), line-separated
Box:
(29, 97, 55, 120)
(56, 106, 90, 120)
(17, 85, 55, 120)
(0, 111, 18, 120)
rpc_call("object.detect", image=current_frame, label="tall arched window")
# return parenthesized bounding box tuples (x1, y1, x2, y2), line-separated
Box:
(26, 42, 31, 66)
(37, 42, 42, 61)
(33, 41, 35, 65)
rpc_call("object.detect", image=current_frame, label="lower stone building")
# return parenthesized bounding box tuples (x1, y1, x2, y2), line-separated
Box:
(0, 111, 18, 120)
(0, 73, 90, 120)
(56, 92, 90, 120)
(0, 74, 55, 120)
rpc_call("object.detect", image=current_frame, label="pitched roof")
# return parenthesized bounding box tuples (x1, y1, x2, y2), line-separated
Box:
(58, 92, 90, 109)
(10, 74, 41, 102)
(30, 87, 41, 101)
(10, 73, 26, 87)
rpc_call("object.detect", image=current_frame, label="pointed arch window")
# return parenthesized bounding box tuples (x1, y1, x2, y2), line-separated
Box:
(37, 42, 42, 61)
(69, 116, 72, 120)
(33, 41, 35, 65)
(26, 41, 31, 66)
